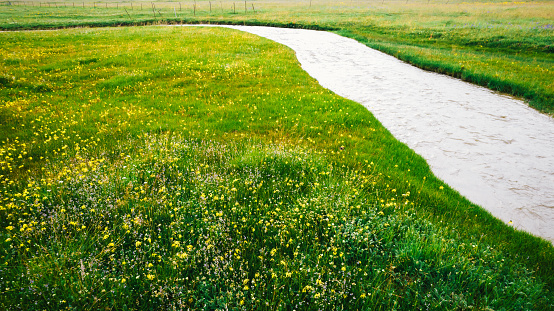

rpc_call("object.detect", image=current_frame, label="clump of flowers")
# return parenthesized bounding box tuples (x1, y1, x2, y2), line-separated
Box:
(0, 134, 548, 310)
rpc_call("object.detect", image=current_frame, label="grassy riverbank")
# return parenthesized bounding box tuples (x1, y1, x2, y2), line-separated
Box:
(1, 26, 553, 310)
(1, 0, 553, 114)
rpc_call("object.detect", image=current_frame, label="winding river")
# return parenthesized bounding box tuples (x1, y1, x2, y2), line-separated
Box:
(185, 25, 554, 243)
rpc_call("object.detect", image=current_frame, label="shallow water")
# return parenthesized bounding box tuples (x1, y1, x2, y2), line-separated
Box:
(186, 25, 554, 243)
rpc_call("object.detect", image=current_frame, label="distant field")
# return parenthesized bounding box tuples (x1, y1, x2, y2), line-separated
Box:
(1, 0, 553, 114)
(1, 25, 553, 310)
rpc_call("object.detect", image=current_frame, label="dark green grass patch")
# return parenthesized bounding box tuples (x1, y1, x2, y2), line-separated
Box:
(1, 134, 551, 310)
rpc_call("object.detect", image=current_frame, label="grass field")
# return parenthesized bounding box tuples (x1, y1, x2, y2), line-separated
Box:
(1, 25, 553, 310)
(1, 0, 553, 114)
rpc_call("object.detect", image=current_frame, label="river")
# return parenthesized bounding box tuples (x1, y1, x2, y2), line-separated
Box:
(183, 25, 554, 243)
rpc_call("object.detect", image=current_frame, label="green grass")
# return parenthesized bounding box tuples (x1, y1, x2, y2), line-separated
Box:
(0, 0, 553, 114)
(1, 26, 553, 310)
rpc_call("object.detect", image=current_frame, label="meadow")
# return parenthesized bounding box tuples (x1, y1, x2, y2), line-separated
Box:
(1, 25, 553, 310)
(0, 0, 553, 114)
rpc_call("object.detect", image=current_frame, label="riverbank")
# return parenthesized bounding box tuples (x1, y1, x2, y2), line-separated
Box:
(1, 1, 553, 115)
(1, 26, 553, 310)
(209, 25, 554, 242)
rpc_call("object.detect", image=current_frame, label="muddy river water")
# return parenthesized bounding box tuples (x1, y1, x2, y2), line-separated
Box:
(185, 25, 554, 243)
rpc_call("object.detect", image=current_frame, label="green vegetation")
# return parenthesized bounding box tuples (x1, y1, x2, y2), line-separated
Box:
(1, 26, 553, 310)
(1, 0, 553, 114)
